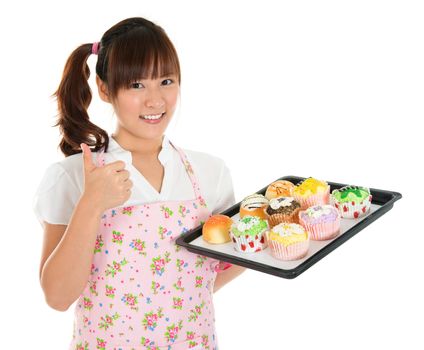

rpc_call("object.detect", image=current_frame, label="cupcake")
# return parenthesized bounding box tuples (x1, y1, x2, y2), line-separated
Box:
(264, 196, 301, 227)
(267, 223, 309, 261)
(239, 193, 269, 220)
(299, 204, 341, 241)
(265, 180, 295, 200)
(230, 215, 268, 253)
(293, 177, 330, 209)
(331, 186, 372, 219)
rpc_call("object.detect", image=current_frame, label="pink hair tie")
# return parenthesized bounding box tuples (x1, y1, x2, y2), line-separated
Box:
(92, 42, 100, 55)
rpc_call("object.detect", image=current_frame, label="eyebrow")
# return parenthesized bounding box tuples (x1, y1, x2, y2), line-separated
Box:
(160, 73, 176, 78)
(137, 73, 176, 80)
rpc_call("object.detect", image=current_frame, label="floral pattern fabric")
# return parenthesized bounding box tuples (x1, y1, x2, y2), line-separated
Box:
(69, 142, 222, 350)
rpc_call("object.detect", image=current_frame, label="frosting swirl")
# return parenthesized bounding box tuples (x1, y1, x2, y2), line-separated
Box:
(272, 223, 305, 237)
(231, 215, 268, 237)
(300, 205, 339, 224)
(241, 193, 269, 210)
(331, 186, 371, 203)
(266, 197, 301, 215)
(268, 223, 308, 246)
(294, 177, 329, 197)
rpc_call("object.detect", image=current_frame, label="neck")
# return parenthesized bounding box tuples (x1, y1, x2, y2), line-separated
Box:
(111, 130, 164, 158)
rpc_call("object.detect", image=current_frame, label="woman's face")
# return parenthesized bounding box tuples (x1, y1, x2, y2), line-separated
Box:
(109, 73, 180, 142)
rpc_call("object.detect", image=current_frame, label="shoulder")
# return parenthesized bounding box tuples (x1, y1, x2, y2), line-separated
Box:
(177, 147, 233, 188)
(37, 151, 101, 193)
(180, 147, 229, 173)
(57, 150, 103, 174)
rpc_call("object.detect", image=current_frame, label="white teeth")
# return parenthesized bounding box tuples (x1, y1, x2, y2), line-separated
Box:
(141, 113, 164, 120)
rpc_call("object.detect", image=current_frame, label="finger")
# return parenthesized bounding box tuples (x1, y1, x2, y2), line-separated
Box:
(80, 143, 96, 173)
(106, 160, 127, 172)
(124, 179, 133, 189)
(123, 182, 132, 192)
(119, 170, 131, 181)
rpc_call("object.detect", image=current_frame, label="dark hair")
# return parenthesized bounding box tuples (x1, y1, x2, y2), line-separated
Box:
(52, 17, 181, 157)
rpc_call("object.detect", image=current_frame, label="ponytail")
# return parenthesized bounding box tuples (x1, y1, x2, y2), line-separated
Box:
(52, 43, 109, 157)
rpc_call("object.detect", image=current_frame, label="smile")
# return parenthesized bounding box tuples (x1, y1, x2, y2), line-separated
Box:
(140, 113, 165, 120)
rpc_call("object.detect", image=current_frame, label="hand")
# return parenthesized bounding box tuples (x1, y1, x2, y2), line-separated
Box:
(80, 143, 133, 212)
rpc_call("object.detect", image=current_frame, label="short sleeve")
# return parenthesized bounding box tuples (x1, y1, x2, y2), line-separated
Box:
(32, 163, 80, 230)
(212, 162, 236, 215)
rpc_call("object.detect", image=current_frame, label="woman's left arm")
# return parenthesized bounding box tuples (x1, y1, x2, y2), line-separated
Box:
(213, 265, 247, 293)
(211, 159, 248, 292)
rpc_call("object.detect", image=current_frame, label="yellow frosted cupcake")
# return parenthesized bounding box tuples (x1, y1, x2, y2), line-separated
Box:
(293, 177, 330, 209)
(267, 223, 309, 261)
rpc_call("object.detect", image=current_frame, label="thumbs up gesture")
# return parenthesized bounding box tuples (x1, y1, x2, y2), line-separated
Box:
(80, 143, 133, 213)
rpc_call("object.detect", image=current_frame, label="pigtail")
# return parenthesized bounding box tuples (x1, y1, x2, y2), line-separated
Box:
(52, 43, 108, 157)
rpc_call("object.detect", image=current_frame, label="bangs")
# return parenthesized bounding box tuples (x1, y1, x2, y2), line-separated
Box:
(106, 26, 180, 98)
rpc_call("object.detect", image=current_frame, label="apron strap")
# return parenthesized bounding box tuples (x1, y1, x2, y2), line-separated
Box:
(168, 140, 203, 200)
(96, 146, 106, 168)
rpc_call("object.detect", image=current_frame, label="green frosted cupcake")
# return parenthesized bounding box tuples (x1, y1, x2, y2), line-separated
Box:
(331, 186, 372, 219)
(230, 215, 268, 253)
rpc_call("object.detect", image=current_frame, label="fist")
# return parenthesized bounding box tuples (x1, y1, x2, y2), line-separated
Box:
(80, 143, 133, 212)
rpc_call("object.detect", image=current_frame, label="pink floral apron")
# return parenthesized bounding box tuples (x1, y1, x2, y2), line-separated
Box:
(69, 141, 230, 350)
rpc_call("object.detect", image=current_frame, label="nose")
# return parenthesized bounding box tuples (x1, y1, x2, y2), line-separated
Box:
(144, 88, 165, 110)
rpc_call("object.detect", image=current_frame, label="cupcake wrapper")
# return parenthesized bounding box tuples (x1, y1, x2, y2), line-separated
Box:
(294, 186, 330, 210)
(299, 216, 341, 241)
(269, 238, 309, 261)
(230, 230, 268, 253)
(331, 195, 372, 219)
(267, 208, 301, 228)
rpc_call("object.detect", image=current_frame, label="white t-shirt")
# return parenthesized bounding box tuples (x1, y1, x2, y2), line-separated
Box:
(32, 134, 236, 229)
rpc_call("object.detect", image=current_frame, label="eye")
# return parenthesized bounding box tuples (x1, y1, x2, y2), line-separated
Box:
(130, 82, 144, 89)
(162, 79, 173, 86)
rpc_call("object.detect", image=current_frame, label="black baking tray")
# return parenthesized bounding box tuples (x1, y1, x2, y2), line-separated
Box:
(176, 176, 402, 279)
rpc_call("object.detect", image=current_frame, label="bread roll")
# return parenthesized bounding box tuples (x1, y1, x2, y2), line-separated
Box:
(202, 214, 233, 244)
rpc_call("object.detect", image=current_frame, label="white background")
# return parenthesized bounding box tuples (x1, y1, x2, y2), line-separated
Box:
(1, 0, 422, 349)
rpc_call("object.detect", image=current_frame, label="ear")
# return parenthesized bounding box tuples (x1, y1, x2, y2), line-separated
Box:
(96, 75, 111, 103)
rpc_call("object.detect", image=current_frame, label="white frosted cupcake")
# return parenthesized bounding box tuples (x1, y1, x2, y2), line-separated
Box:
(264, 196, 302, 227)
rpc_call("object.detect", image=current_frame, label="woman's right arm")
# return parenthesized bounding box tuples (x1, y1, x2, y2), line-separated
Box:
(39, 194, 104, 311)
(39, 143, 132, 311)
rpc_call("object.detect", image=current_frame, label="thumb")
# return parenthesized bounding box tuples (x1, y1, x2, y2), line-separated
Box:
(80, 143, 96, 173)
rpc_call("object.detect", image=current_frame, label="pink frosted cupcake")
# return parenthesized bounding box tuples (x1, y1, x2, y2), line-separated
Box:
(267, 223, 309, 261)
(299, 204, 341, 241)
(293, 177, 330, 209)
